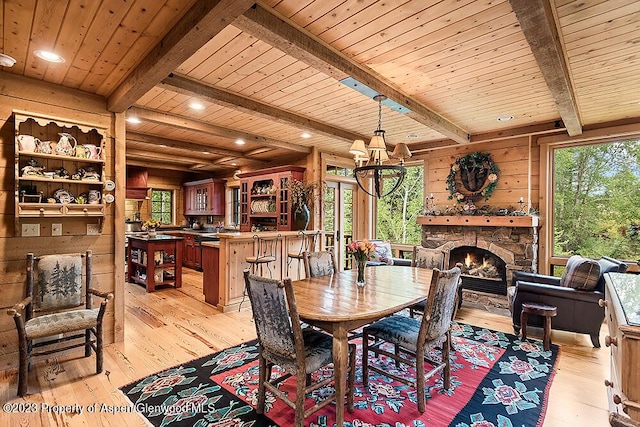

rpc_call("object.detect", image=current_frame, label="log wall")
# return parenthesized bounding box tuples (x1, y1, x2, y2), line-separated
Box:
(0, 73, 118, 369)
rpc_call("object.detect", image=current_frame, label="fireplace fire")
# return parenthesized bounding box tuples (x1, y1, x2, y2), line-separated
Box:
(449, 246, 507, 295)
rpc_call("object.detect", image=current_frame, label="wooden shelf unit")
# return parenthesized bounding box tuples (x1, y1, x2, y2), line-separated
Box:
(14, 110, 108, 235)
(237, 165, 305, 232)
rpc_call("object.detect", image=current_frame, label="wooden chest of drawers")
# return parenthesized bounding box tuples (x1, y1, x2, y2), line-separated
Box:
(603, 273, 640, 422)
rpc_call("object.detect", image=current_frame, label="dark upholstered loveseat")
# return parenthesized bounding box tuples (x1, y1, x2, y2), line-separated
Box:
(508, 256, 628, 347)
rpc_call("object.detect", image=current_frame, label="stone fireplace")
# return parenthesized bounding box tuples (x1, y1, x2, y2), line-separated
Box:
(417, 216, 540, 296)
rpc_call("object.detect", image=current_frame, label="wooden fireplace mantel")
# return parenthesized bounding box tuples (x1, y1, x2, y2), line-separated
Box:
(417, 215, 540, 228)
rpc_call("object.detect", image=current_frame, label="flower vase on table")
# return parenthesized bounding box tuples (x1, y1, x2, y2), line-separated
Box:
(147, 228, 157, 237)
(355, 257, 366, 287)
(347, 239, 377, 288)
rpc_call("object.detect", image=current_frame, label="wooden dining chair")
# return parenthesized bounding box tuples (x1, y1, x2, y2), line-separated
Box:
(302, 250, 338, 278)
(243, 270, 355, 426)
(6, 250, 113, 396)
(362, 266, 462, 413)
(408, 246, 446, 317)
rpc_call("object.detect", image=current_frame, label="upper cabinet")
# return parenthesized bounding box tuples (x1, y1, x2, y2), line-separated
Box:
(126, 166, 148, 200)
(238, 165, 305, 232)
(14, 110, 107, 232)
(183, 178, 225, 216)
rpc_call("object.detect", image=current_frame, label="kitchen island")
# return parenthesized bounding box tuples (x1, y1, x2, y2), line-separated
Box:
(201, 230, 324, 311)
(127, 234, 183, 292)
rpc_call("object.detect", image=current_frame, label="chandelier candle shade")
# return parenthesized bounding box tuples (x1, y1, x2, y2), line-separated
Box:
(350, 95, 412, 198)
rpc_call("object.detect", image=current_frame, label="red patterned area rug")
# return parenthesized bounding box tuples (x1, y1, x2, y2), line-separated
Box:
(120, 323, 559, 427)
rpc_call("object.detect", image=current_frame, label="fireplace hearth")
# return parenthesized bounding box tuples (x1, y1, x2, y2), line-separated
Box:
(418, 215, 539, 300)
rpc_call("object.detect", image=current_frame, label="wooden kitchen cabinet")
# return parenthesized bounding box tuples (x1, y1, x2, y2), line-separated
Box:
(238, 165, 305, 232)
(603, 273, 640, 422)
(183, 178, 225, 216)
(181, 233, 201, 270)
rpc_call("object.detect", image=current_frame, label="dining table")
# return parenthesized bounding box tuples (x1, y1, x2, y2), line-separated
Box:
(292, 265, 434, 427)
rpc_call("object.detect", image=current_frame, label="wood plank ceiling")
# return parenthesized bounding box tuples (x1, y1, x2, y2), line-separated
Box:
(1, 0, 639, 172)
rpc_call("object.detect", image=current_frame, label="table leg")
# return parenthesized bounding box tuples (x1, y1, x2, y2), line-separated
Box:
(333, 324, 348, 427)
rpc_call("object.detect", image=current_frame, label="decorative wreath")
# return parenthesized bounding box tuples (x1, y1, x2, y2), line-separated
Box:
(446, 152, 500, 204)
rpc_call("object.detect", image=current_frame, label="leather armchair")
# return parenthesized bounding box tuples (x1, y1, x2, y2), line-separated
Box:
(508, 256, 628, 348)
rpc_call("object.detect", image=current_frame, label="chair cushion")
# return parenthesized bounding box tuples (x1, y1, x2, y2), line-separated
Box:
(25, 309, 100, 340)
(36, 254, 83, 311)
(370, 241, 394, 265)
(560, 255, 601, 291)
(364, 315, 421, 352)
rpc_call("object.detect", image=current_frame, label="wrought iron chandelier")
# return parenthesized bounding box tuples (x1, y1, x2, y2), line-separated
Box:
(350, 94, 412, 198)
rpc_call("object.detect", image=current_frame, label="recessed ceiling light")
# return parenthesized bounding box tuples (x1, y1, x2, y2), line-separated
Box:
(301, 132, 311, 139)
(235, 139, 245, 145)
(126, 116, 141, 124)
(406, 133, 419, 139)
(158, 144, 167, 148)
(231, 163, 237, 166)
(0, 53, 17, 67)
(34, 50, 65, 63)
(203, 151, 211, 155)
(189, 101, 205, 110)
(497, 115, 514, 122)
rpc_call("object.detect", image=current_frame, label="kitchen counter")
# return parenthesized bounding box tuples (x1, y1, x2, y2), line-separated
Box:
(128, 234, 183, 242)
(200, 230, 325, 311)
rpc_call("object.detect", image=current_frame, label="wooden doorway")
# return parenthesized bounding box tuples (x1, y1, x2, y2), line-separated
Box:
(323, 181, 356, 270)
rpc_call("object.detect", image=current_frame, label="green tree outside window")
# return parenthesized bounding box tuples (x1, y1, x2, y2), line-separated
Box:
(151, 189, 173, 225)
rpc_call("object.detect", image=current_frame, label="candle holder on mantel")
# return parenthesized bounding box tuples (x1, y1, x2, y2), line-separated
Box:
(423, 194, 436, 216)
(514, 197, 527, 216)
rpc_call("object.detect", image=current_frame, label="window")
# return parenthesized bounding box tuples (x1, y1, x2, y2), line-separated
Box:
(553, 139, 640, 260)
(150, 189, 173, 225)
(376, 165, 424, 245)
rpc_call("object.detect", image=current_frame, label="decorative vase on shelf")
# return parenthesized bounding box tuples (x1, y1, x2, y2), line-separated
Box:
(294, 203, 310, 230)
(148, 228, 157, 237)
(356, 257, 366, 287)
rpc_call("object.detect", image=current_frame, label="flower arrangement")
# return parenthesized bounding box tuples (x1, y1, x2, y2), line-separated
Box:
(287, 179, 319, 212)
(346, 239, 377, 263)
(215, 221, 224, 229)
(446, 152, 499, 208)
(143, 219, 162, 229)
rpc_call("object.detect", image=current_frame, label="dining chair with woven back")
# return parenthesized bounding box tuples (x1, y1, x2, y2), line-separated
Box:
(6, 250, 113, 396)
(243, 270, 355, 426)
(408, 246, 446, 317)
(362, 266, 462, 413)
(302, 250, 338, 278)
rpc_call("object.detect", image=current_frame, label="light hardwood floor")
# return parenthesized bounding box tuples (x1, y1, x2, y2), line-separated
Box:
(1, 268, 611, 426)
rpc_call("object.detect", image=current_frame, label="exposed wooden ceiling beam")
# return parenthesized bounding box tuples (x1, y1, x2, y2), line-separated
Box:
(126, 158, 200, 173)
(127, 132, 246, 159)
(159, 74, 368, 143)
(234, 3, 470, 144)
(126, 148, 209, 166)
(129, 107, 312, 154)
(107, 0, 254, 112)
(509, 0, 582, 136)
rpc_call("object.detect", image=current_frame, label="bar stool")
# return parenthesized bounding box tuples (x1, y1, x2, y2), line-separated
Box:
(240, 234, 281, 311)
(287, 231, 320, 279)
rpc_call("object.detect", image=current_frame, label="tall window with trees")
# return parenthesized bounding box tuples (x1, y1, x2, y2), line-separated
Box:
(376, 165, 424, 244)
(150, 189, 173, 225)
(553, 139, 640, 260)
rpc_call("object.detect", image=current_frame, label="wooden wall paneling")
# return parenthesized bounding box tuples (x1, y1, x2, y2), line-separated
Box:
(0, 73, 117, 365)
